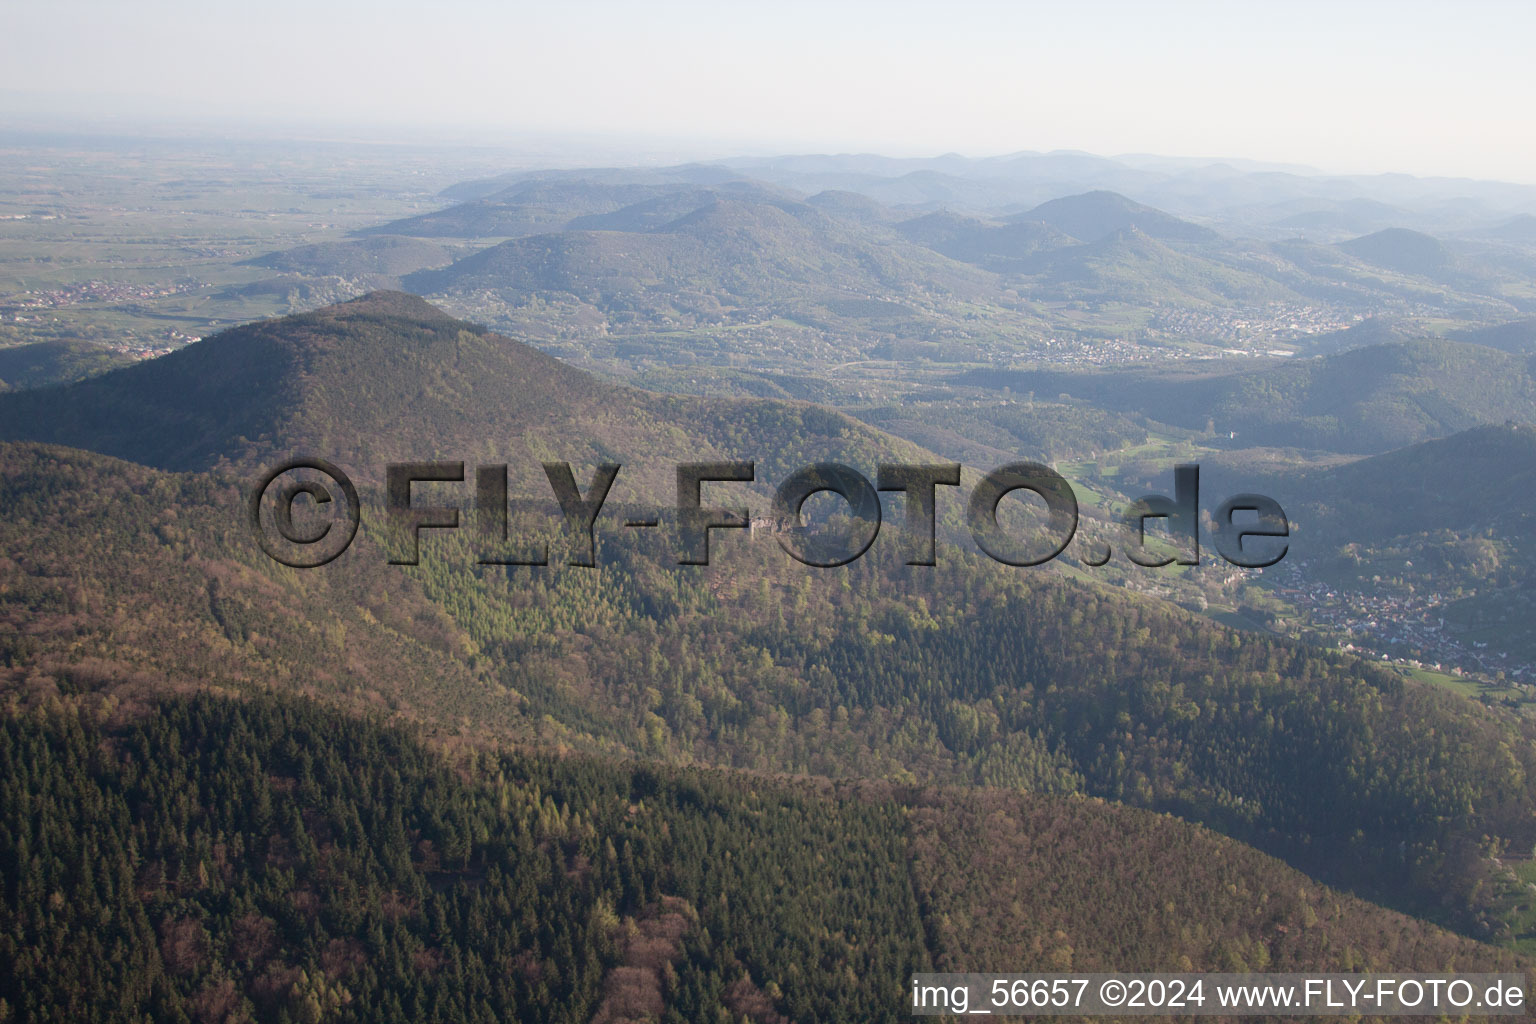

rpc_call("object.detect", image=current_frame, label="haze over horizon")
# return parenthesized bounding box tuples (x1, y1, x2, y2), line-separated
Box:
(7, 0, 1535, 184)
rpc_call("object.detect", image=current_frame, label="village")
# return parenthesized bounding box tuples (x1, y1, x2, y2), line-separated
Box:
(1272, 558, 1533, 689)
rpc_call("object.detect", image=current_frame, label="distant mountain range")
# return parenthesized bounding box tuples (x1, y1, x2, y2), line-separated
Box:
(438, 151, 1536, 239)
(298, 172, 1534, 370)
(403, 192, 994, 313)
(722, 151, 1536, 237)
(887, 189, 1222, 277)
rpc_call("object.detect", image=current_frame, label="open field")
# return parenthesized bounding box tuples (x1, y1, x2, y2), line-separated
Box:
(0, 134, 510, 353)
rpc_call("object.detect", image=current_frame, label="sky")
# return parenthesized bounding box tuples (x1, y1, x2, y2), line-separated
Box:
(6, 0, 1536, 182)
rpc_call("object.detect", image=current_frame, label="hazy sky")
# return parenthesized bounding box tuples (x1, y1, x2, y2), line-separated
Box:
(6, 0, 1535, 182)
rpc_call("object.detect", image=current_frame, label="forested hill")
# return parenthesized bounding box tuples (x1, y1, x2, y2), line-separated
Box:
(1011, 189, 1223, 243)
(401, 193, 995, 311)
(1275, 422, 1536, 542)
(242, 235, 455, 280)
(7, 440, 1536, 941)
(0, 292, 924, 495)
(961, 337, 1536, 453)
(0, 692, 1523, 1023)
(1226, 422, 1536, 661)
(0, 339, 136, 391)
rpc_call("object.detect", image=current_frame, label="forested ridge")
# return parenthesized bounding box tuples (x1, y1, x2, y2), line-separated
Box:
(1, 693, 1525, 1023)
(5, 441, 1536, 943)
(959, 338, 1536, 455)
(3, 292, 1536, 1019)
(0, 292, 925, 497)
(0, 695, 927, 1023)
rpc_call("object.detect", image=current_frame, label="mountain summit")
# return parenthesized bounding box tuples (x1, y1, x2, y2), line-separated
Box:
(0, 292, 917, 494)
(1009, 190, 1221, 243)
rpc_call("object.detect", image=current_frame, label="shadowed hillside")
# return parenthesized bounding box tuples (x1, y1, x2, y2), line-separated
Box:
(0, 292, 924, 496)
(0, 338, 137, 391)
(7, 439, 1536, 938)
(1289, 422, 1536, 541)
(4, 691, 1524, 1023)
(1453, 317, 1536, 353)
(960, 338, 1536, 453)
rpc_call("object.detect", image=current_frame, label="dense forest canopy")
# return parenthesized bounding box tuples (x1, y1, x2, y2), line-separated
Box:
(2, 694, 1525, 1023)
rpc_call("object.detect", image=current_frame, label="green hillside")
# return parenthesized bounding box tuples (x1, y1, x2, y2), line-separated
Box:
(5, 691, 1522, 1023)
(895, 210, 1075, 268)
(1030, 226, 1294, 305)
(0, 339, 137, 391)
(804, 188, 897, 223)
(1292, 422, 1536, 540)
(6, 440, 1536, 938)
(0, 442, 500, 735)
(1301, 315, 1435, 355)
(854, 397, 1148, 465)
(1452, 317, 1536, 353)
(1258, 423, 1536, 664)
